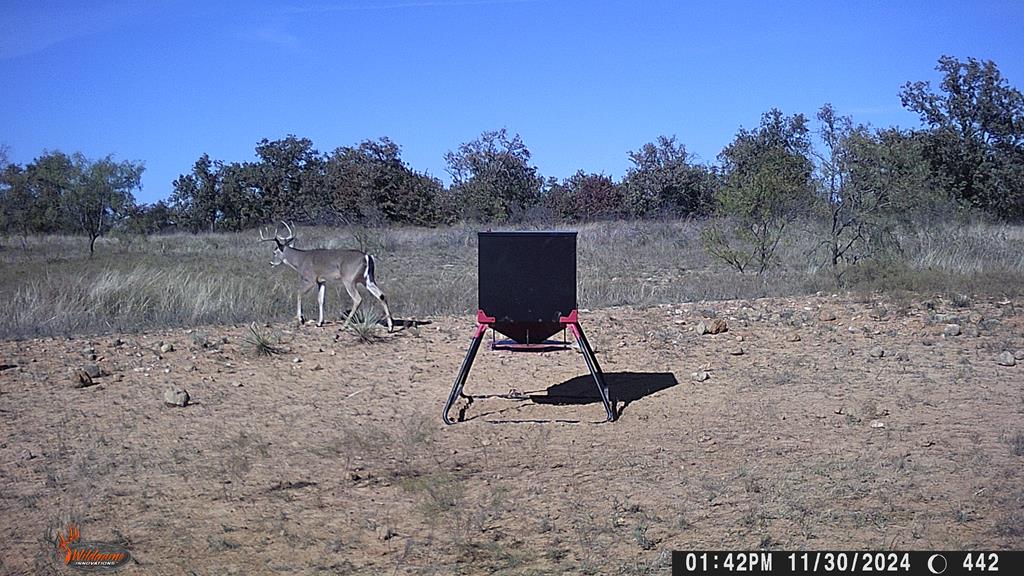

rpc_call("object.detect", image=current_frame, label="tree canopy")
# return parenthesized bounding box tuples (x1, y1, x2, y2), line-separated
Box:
(901, 56, 1024, 219)
(3, 55, 1023, 244)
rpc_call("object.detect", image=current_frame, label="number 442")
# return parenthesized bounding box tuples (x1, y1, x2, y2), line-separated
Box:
(963, 553, 999, 571)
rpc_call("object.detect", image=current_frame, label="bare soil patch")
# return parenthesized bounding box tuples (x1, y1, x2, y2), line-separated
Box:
(2, 295, 1022, 574)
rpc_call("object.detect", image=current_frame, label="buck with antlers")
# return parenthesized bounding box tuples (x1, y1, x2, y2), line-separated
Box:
(260, 222, 395, 332)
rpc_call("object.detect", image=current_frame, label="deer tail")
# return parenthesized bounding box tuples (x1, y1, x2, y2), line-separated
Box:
(364, 254, 376, 285)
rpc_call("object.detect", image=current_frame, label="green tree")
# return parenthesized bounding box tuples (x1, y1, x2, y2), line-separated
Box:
(813, 104, 939, 284)
(546, 171, 624, 222)
(123, 201, 176, 235)
(324, 138, 441, 226)
(0, 162, 32, 238)
(444, 129, 543, 222)
(253, 135, 326, 222)
(622, 135, 718, 217)
(63, 153, 144, 256)
(218, 162, 263, 231)
(170, 154, 220, 232)
(25, 151, 77, 233)
(1, 151, 80, 236)
(900, 56, 1024, 219)
(704, 109, 815, 274)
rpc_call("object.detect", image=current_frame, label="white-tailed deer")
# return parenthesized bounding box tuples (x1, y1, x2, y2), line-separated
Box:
(260, 222, 394, 332)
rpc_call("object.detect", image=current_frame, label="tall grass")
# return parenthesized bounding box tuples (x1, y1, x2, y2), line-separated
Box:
(1, 219, 1022, 338)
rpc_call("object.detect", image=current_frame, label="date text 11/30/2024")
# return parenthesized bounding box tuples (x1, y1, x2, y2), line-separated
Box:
(671, 551, 1022, 576)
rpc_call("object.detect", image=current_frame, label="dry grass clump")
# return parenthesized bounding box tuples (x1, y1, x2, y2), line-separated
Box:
(346, 307, 387, 343)
(244, 322, 286, 357)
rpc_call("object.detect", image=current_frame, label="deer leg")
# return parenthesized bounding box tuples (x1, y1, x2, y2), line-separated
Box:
(316, 281, 326, 327)
(363, 280, 395, 332)
(297, 277, 316, 325)
(340, 281, 363, 330)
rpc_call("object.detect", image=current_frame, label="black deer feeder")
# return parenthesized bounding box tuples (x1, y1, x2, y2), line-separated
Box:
(442, 231, 616, 424)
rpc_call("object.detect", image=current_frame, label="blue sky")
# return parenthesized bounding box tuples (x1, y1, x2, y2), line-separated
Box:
(2, 0, 1022, 204)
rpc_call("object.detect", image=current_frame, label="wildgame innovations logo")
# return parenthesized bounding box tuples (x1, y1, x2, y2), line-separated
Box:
(55, 523, 131, 572)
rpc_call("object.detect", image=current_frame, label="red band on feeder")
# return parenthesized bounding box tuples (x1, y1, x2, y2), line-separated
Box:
(474, 310, 495, 338)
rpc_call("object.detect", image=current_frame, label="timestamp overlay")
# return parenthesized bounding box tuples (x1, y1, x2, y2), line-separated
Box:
(672, 551, 1023, 576)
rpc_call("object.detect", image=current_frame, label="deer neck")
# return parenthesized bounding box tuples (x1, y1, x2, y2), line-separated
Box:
(281, 245, 305, 272)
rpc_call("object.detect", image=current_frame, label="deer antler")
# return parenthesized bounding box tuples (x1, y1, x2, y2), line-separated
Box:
(280, 221, 295, 241)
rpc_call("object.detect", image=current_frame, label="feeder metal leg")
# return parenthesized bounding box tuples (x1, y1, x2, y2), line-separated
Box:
(443, 325, 487, 425)
(569, 323, 617, 422)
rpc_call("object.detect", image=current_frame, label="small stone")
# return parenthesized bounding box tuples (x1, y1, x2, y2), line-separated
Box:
(292, 357, 302, 364)
(311, 364, 324, 371)
(70, 368, 94, 388)
(160, 342, 174, 353)
(376, 525, 396, 541)
(729, 346, 745, 356)
(895, 351, 910, 362)
(735, 335, 745, 342)
(996, 351, 1016, 367)
(708, 318, 728, 334)
(787, 332, 801, 342)
(818, 310, 837, 322)
(695, 322, 709, 335)
(83, 364, 102, 379)
(942, 324, 961, 337)
(164, 387, 191, 407)
(1015, 350, 1024, 361)
(691, 370, 710, 382)
(869, 420, 886, 429)
(979, 318, 1000, 330)
(869, 346, 885, 358)
(963, 325, 981, 338)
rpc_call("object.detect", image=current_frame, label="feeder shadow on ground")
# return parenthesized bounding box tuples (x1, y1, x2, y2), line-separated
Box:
(394, 318, 432, 331)
(532, 371, 680, 418)
(335, 312, 431, 332)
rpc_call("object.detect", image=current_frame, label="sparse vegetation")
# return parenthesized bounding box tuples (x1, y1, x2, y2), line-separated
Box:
(1, 218, 1022, 338)
(244, 322, 285, 356)
(346, 307, 386, 343)
(1012, 432, 1024, 457)
(3, 292, 1022, 572)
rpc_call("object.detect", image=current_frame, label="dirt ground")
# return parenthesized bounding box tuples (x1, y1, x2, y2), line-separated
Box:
(2, 294, 1022, 575)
